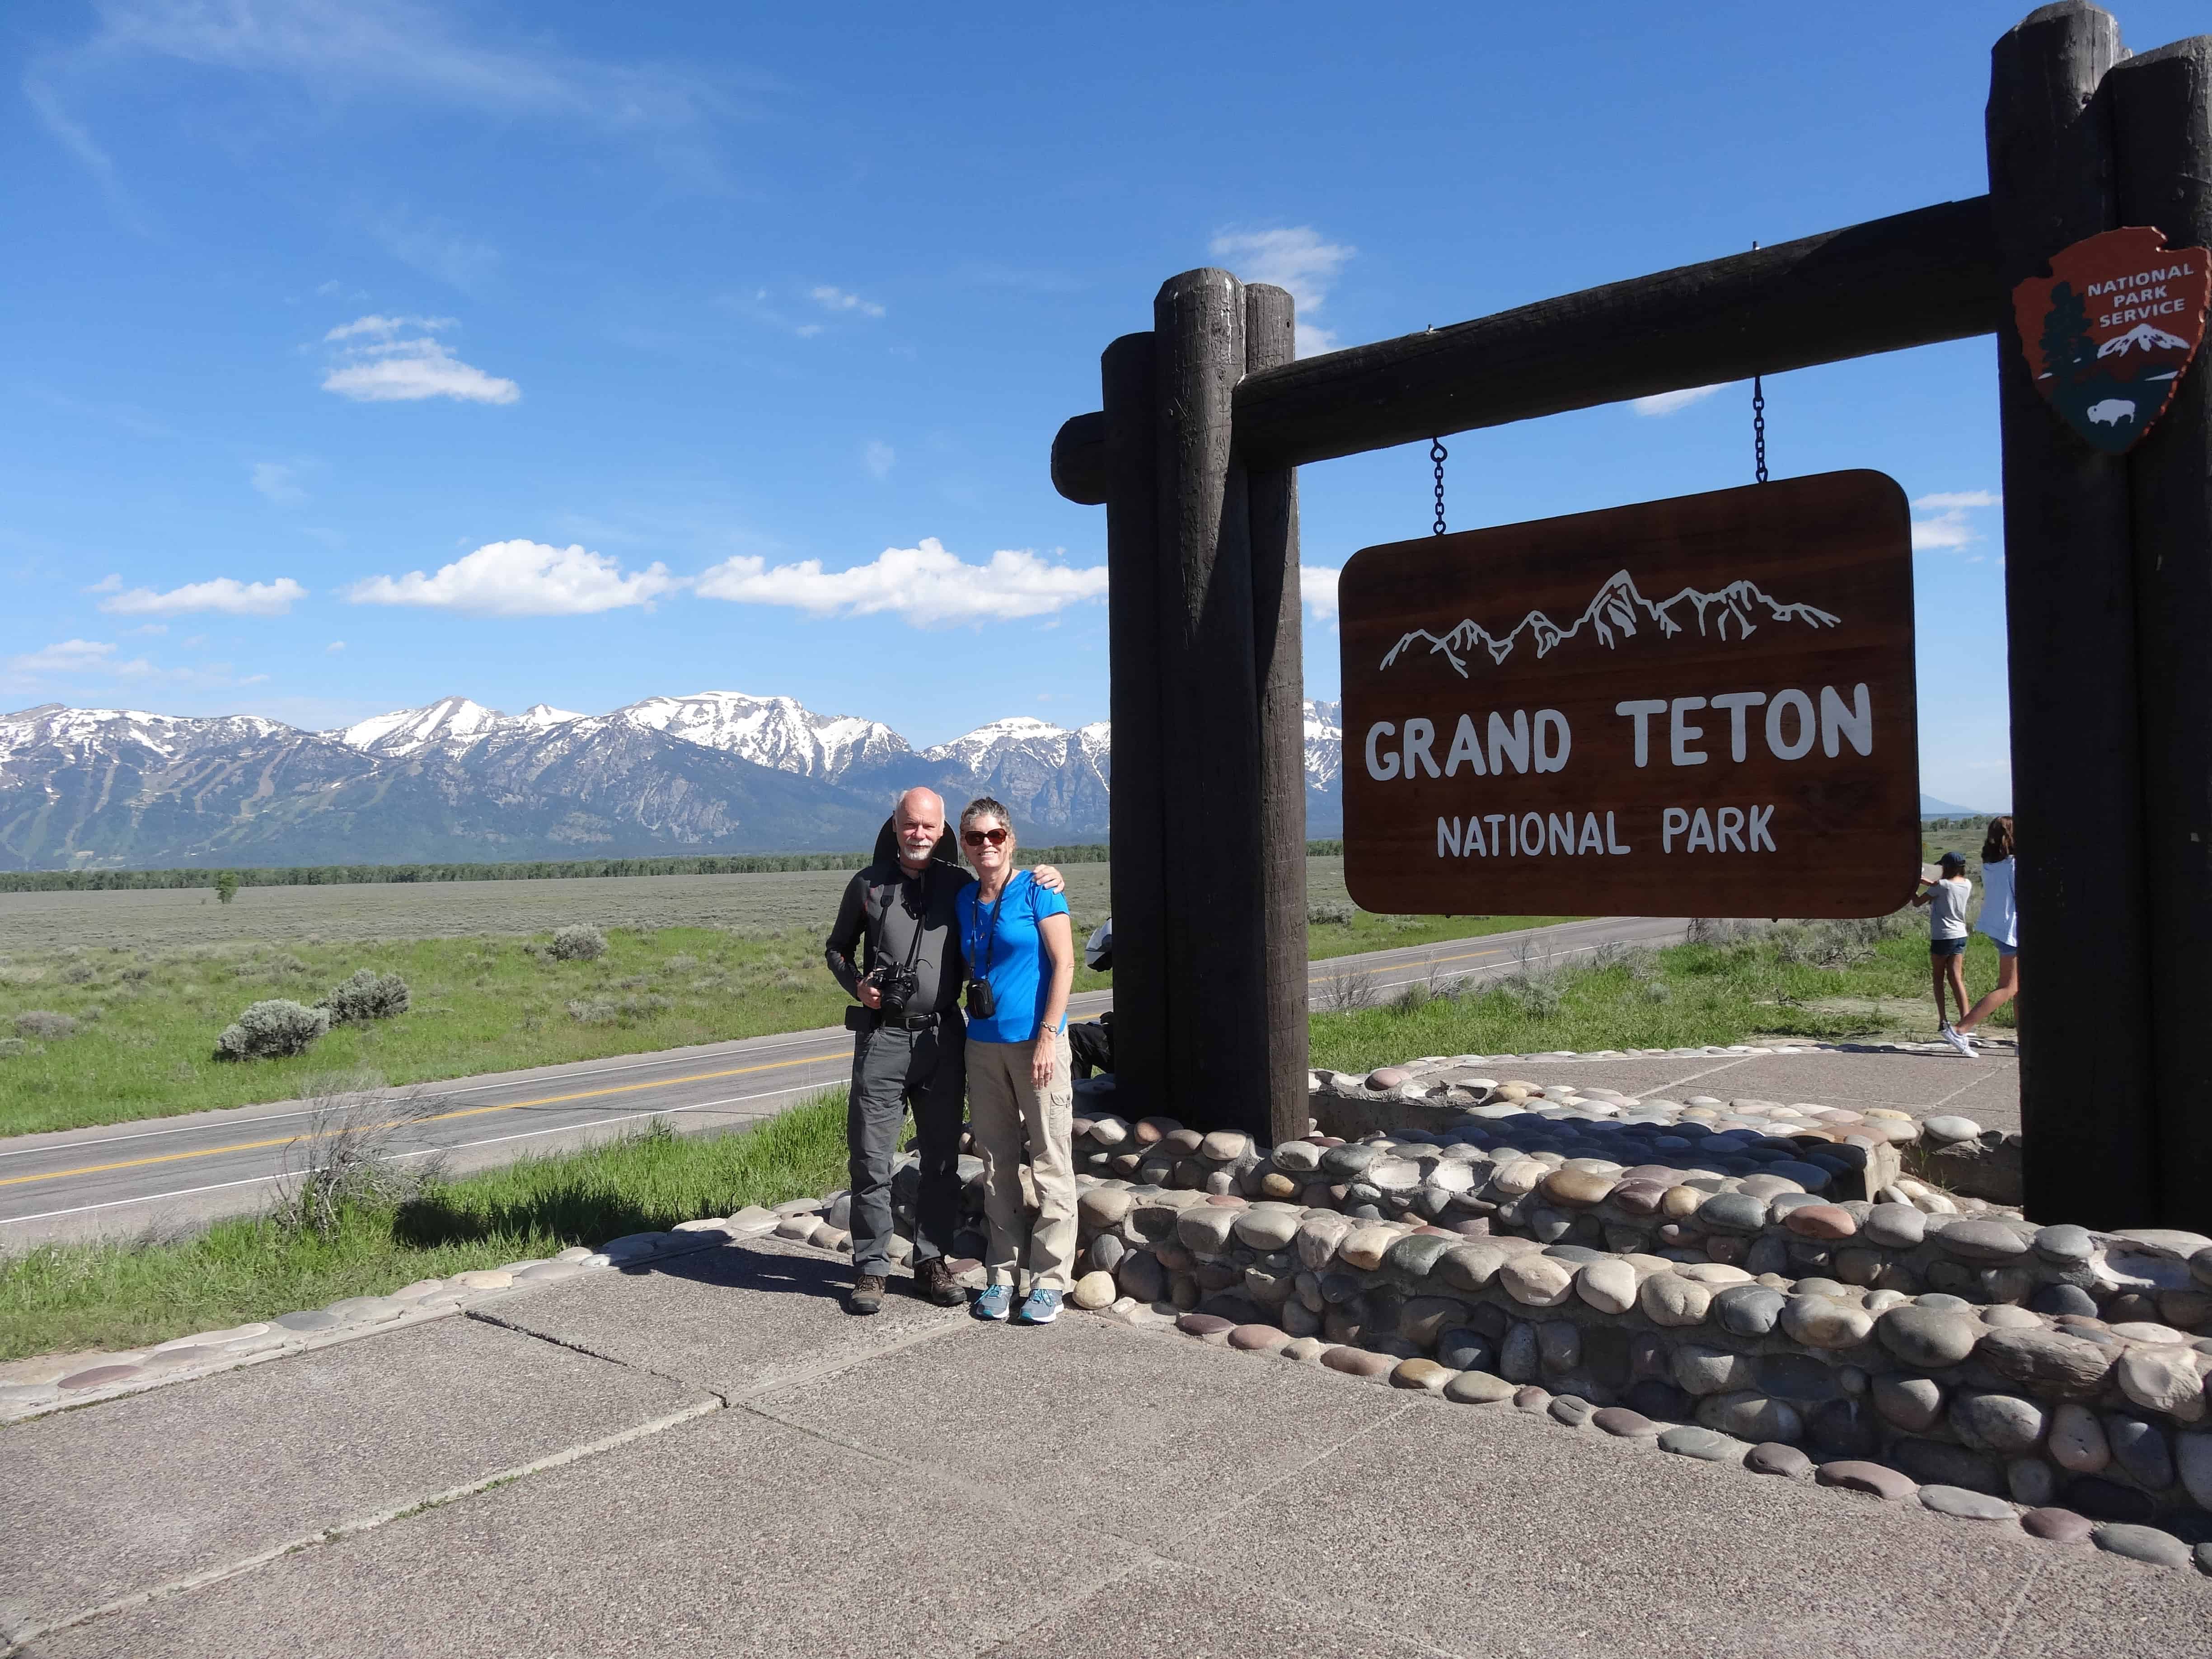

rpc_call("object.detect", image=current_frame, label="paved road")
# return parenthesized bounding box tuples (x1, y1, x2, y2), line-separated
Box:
(0, 916, 1687, 1249)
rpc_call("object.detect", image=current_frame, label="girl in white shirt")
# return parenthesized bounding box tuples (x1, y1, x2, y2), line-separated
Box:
(1914, 850, 1975, 1050)
(1954, 817, 2018, 1051)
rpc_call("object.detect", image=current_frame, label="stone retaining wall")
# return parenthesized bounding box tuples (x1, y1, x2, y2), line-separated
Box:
(1057, 1089, 2212, 1527)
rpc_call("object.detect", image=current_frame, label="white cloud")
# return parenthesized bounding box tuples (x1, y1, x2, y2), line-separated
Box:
(1910, 488, 2001, 554)
(127, 623, 168, 636)
(7, 639, 123, 676)
(99, 577, 308, 617)
(68, 0, 728, 142)
(0, 636, 265, 693)
(1299, 564, 1340, 623)
(323, 314, 453, 342)
(22, 70, 149, 232)
(325, 640, 347, 653)
(1911, 511, 1979, 552)
(84, 574, 122, 594)
(1912, 490, 2001, 510)
(864, 441, 896, 481)
(1631, 384, 1727, 417)
(810, 286, 885, 319)
(1209, 226, 1356, 357)
(694, 538, 1107, 628)
(252, 461, 307, 504)
(365, 209, 500, 292)
(320, 318, 517, 404)
(344, 540, 680, 615)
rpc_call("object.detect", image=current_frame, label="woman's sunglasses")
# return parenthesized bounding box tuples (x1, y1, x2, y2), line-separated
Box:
(962, 827, 1008, 847)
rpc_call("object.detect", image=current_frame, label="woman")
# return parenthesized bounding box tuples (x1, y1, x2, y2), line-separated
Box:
(1952, 816, 2018, 1052)
(954, 797, 1078, 1325)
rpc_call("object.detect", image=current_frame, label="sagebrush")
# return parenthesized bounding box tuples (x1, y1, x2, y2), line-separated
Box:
(216, 999, 330, 1061)
(549, 924, 609, 962)
(322, 968, 411, 1024)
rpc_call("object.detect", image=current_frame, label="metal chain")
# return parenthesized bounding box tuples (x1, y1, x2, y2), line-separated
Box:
(1430, 438, 1448, 535)
(1753, 375, 1768, 484)
(1750, 241, 1768, 483)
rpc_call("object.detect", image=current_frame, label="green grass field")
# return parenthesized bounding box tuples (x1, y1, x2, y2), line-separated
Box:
(0, 915, 2011, 1364)
(1308, 914, 2015, 1074)
(0, 855, 1556, 1137)
(0, 1091, 854, 1364)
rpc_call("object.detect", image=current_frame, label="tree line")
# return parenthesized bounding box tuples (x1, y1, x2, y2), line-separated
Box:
(0, 839, 1362, 893)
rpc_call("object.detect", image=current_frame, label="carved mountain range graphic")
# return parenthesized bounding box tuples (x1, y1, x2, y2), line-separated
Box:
(1379, 569, 1842, 678)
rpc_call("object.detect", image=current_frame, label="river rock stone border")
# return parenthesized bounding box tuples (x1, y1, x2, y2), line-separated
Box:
(1040, 1076, 2212, 1563)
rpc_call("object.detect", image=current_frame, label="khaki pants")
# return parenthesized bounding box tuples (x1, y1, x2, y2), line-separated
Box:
(965, 1031, 1077, 1292)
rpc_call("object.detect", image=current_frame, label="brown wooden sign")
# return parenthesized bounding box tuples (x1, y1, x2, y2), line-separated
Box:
(1338, 471, 1919, 918)
(2011, 225, 2209, 455)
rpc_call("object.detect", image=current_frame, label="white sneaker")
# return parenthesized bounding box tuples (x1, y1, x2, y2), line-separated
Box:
(1941, 1024, 1975, 1057)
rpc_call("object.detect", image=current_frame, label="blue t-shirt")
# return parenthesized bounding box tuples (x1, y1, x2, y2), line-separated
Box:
(956, 871, 1070, 1043)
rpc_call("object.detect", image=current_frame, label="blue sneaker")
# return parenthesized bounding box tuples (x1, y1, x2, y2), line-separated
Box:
(972, 1284, 1012, 1322)
(1016, 1287, 1064, 1325)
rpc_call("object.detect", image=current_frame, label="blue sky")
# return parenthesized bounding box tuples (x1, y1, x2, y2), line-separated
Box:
(5, 1, 2201, 807)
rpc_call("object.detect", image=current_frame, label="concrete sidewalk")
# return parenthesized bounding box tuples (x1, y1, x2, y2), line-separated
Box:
(6, 1226, 2205, 1659)
(1427, 1040, 2023, 1134)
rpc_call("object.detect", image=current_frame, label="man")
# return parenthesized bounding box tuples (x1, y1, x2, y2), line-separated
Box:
(824, 787, 1064, 1314)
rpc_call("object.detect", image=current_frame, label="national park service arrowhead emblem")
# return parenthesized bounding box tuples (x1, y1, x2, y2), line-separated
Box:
(2013, 225, 2209, 455)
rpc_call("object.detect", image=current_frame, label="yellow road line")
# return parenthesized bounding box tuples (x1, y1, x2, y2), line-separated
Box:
(0, 1049, 845, 1189)
(7, 939, 1529, 1192)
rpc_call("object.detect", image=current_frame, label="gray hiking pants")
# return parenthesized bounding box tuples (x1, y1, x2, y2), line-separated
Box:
(846, 1012, 966, 1277)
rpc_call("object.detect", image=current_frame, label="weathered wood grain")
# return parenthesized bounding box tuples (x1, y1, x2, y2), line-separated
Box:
(1988, 0, 2152, 1229)
(2112, 30, 2212, 1230)
(1245, 284, 1311, 1149)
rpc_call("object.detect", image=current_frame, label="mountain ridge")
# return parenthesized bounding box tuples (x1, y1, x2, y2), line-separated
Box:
(1381, 569, 1842, 679)
(0, 694, 1346, 870)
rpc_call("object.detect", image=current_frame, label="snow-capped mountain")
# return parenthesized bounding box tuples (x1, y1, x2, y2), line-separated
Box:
(1303, 699, 1342, 791)
(0, 690, 1350, 869)
(2097, 323, 2191, 358)
(337, 696, 516, 757)
(889, 716, 1114, 835)
(1382, 569, 1842, 678)
(610, 692, 910, 780)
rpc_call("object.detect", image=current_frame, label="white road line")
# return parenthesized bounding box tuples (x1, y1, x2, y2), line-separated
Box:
(0, 920, 1682, 1226)
(0, 1027, 861, 1159)
(0, 1080, 842, 1227)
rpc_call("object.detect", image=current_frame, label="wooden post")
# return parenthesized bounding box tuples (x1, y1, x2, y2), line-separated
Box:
(1987, 1, 2154, 1226)
(2110, 33, 2212, 1230)
(1244, 283, 1312, 1147)
(1153, 269, 1270, 1139)
(1101, 332, 1168, 1117)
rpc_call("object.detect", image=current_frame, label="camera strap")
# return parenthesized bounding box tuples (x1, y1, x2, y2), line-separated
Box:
(968, 876, 1012, 983)
(870, 864, 931, 979)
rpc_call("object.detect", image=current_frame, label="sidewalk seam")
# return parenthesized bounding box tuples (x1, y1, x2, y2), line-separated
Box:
(464, 1302, 731, 1401)
(0, 1393, 724, 1656)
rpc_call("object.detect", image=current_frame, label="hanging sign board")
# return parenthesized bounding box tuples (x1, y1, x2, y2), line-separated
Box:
(1337, 471, 1919, 919)
(2012, 225, 2209, 455)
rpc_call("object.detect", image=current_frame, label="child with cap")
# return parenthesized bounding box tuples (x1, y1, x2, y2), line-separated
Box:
(1913, 852, 1975, 1055)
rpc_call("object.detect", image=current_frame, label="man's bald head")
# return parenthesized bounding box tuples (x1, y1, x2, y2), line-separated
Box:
(892, 787, 947, 872)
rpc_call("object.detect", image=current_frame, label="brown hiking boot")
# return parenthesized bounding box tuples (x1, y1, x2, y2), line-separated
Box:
(913, 1256, 963, 1307)
(846, 1274, 886, 1315)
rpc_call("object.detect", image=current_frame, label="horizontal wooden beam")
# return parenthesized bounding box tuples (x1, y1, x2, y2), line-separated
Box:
(1051, 195, 1999, 505)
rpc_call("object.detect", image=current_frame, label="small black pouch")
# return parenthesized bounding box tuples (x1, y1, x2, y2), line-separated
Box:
(843, 1005, 873, 1033)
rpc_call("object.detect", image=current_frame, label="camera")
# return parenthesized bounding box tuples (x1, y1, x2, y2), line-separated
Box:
(964, 978, 997, 1020)
(868, 963, 920, 1016)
